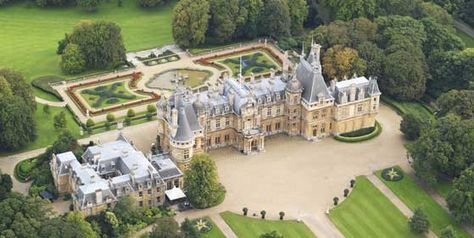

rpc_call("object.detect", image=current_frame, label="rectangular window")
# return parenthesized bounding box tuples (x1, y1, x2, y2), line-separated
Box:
(215, 137, 221, 144)
(148, 189, 152, 195)
(139, 192, 143, 197)
(174, 179, 179, 188)
(156, 187, 161, 193)
(148, 200, 152, 206)
(207, 138, 211, 146)
(276, 122, 281, 130)
(167, 181, 172, 190)
(224, 134, 230, 142)
(276, 108, 280, 115)
(267, 108, 272, 117)
(216, 119, 221, 128)
(139, 201, 143, 207)
(226, 119, 230, 126)
(157, 196, 161, 203)
(357, 104, 363, 112)
(266, 124, 272, 132)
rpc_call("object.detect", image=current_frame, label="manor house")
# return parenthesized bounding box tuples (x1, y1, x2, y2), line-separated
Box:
(50, 135, 185, 215)
(156, 43, 381, 171)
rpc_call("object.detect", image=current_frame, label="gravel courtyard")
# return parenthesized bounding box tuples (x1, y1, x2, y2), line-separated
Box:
(193, 104, 410, 237)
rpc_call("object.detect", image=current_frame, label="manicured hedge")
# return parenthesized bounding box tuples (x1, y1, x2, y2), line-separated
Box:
(334, 121, 382, 143)
(31, 75, 65, 100)
(340, 126, 376, 137)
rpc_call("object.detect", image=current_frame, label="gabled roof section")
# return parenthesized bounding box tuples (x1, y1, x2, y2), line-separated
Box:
(296, 58, 333, 103)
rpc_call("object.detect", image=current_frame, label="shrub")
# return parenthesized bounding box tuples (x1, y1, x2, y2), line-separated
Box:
(106, 113, 115, 122)
(409, 208, 430, 234)
(43, 104, 50, 114)
(350, 179, 356, 188)
(127, 109, 136, 118)
(260, 210, 266, 219)
(105, 98, 119, 104)
(124, 117, 131, 126)
(242, 207, 248, 216)
(333, 197, 339, 206)
(146, 113, 153, 121)
(86, 119, 95, 128)
(344, 188, 350, 197)
(61, 44, 86, 74)
(31, 76, 64, 100)
(381, 167, 404, 182)
(334, 121, 382, 143)
(105, 121, 111, 130)
(147, 104, 157, 113)
(279, 211, 285, 220)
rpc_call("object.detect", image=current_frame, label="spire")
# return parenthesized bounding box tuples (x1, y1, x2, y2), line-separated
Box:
(301, 41, 305, 57)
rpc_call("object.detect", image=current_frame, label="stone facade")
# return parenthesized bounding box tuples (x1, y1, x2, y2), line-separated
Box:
(50, 135, 184, 216)
(156, 42, 381, 171)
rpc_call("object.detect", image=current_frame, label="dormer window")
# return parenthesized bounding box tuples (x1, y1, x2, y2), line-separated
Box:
(276, 94, 281, 100)
(258, 98, 262, 104)
(266, 96, 271, 102)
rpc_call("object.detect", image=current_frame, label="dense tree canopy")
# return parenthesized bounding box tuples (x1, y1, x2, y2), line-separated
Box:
(322, 45, 367, 80)
(61, 44, 86, 74)
(421, 18, 464, 57)
(325, 0, 376, 21)
(437, 90, 474, 119)
(311, 18, 377, 49)
(208, 0, 239, 43)
(258, 0, 291, 38)
(409, 208, 431, 234)
(400, 113, 427, 141)
(172, 0, 209, 47)
(447, 166, 474, 224)
(0, 69, 36, 151)
(0, 171, 12, 201)
(356, 42, 385, 79)
(288, 0, 308, 35)
(59, 20, 126, 72)
(149, 217, 179, 238)
(408, 115, 474, 185)
(184, 154, 226, 209)
(234, 0, 264, 39)
(375, 15, 427, 48)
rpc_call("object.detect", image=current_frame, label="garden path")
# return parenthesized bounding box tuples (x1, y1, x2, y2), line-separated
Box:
(454, 19, 474, 37)
(35, 96, 67, 107)
(367, 174, 438, 238)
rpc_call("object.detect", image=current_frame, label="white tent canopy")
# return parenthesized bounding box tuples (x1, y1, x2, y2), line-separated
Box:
(165, 187, 186, 201)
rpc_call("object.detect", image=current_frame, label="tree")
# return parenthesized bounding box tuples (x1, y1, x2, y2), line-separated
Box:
(61, 44, 86, 74)
(64, 20, 126, 70)
(326, 0, 376, 21)
(260, 210, 266, 219)
(172, 0, 209, 47)
(437, 90, 474, 119)
(0, 96, 36, 151)
(54, 111, 67, 130)
(149, 217, 179, 238)
(184, 154, 226, 208)
(57, 34, 70, 55)
(375, 16, 427, 49)
(234, 0, 263, 39)
(408, 115, 474, 184)
(356, 42, 384, 79)
(375, 0, 417, 16)
(382, 41, 427, 101)
(258, 0, 291, 39)
(440, 226, 457, 238)
(409, 208, 430, 234)
(288, 0, 308, 35)
(0, 171, 12, 200)
(279, 211, 285, 220)
(418, 2, 453, 27)
(260, 231, 283, 238)
(45, 130, 80, 159)
(63, 212, 97, 238)
(77, 0, 100, 11)
(400, 113, 426, 141)
(106, 113, 115, 122)
(421, 18, 464, 58)
(0, 69, 36, 111)
(180, 218, 199, 238)
(427, 49, 474, 97)
(0, 192, 52, 237)
(208, 0, 239, 43)
(43, 104, 50, 115)
(322, 45, 367, 80)
(447, 166, 474, 224)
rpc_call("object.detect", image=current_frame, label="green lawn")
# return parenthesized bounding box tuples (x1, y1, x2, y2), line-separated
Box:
(381, 96, 435, 119)
(27, 103, 82, 151)
(456, 29, 474, 48)
(0, 0, 175, 85)
(329, 176, 421, 238)
(375, 168, 470, 238)
(202, 218, 226, 238)
(432, 179, 454, 199)
(220, 211, 315, 238)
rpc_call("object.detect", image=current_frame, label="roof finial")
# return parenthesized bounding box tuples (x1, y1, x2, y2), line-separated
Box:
(311, 36, 314, 47)
(301, 41, 305, 57)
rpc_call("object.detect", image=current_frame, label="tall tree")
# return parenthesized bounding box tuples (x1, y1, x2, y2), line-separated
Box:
(184, 154, 226, 208)
(375, 15, 427, 49)
(437, 90, 474, 119)
(400, 113, 427, 141)
(61, 44, 86, 74)
(325, 0, 376, 21)
(421, 18, 464, 57)
(172, 0, 210, 47)
(258, 0, 291, 39)
(375, 0, 417, 16)
(356, 42, 384, 79)
(418, 2, 454, 27)
(409, 208, 431, 234)
(207, 0, 239, 43)
(447, 166, 474, 225)
(65, 20, 126, 70)
(234, 0, 264, 39)
(288, 0, 308, 35)
(149, 217, 179, 238)
(322, 45, 367, 80)
(0, 171, 12, 201)
(382, 38, 427, 101)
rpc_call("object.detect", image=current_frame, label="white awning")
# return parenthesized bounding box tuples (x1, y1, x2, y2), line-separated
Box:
(165, 187, 186, 201)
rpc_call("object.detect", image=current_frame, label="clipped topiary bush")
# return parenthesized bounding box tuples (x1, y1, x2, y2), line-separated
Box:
(334, 121, 382, 143)
(381, 167, 404, 182)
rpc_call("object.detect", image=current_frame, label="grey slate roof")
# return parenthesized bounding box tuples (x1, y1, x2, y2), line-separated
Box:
(173, 107, 194, 142)
(296, 57, 333, 103)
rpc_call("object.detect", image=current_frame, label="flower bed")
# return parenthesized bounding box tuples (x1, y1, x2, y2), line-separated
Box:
(334, 121, 382, 143)
(381, 167, 404, 182)
(66, 72, 160, 117)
